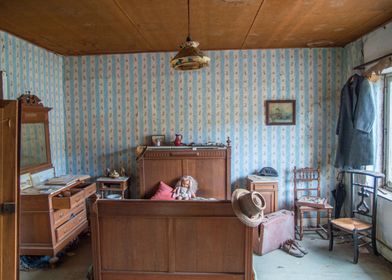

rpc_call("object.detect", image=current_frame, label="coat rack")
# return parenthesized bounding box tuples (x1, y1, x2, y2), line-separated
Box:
(353, 53, 392, 82)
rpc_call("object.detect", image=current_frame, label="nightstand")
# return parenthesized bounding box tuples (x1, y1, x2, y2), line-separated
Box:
(246, 175, 278, 214)
(247, 175, 279, 255)
(96, 177, 130, 199)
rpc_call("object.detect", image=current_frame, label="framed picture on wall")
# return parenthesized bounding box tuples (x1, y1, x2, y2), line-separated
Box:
(151, 135, 165, 146)
(265, 100, 296, 125)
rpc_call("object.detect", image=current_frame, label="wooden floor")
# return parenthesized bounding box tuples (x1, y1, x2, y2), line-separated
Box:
(20, 236, 91, 280)
(19, 233, 392, 280)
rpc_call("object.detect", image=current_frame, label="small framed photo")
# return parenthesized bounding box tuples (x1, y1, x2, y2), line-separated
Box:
(151, 135, 165, 146)
(265, 100, 296, 125)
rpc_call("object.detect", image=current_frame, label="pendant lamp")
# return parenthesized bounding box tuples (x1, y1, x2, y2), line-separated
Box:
(170, 0, 210, 71)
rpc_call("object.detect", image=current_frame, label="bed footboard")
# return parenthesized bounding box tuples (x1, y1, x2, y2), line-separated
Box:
(91, 200, 253, 280)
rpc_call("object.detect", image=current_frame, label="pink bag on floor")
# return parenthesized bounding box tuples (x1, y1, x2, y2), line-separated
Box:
(253, 209, 294, 255)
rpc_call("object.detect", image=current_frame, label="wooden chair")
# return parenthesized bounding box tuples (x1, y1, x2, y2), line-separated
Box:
(329, 170, 384, 264)
(294, 166, 333, 240)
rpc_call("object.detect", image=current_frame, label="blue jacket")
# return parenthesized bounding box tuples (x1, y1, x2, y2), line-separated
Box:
(334, 74, 375, 169)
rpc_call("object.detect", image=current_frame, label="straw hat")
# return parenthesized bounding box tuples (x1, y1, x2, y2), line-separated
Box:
(231, 189, 266, 227)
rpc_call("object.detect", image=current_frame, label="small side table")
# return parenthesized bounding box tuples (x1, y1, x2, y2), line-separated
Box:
(96, 177, 130, 199)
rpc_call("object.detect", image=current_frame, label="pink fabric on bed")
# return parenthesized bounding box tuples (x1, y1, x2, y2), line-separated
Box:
(150, 181, 175, 200)
(253, 209, 294, 255)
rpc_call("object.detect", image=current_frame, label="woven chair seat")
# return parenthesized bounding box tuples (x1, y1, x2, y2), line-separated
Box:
(331, 218, 371, 231)
(297, 203, 333, 211)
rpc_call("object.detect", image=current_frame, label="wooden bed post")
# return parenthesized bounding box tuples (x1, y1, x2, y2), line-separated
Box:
(226, 137, 232, 200)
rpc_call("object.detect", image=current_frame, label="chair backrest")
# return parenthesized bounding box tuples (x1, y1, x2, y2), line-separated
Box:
(293, 166, 321, 201)
(346, 170, 384, 224)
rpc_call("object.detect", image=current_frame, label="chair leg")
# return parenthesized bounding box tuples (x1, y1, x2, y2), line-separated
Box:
(327, 210, 332, 239)
(372, 228, 379, 256)
(353, 229, 359, 264)
(299, 211, 304, 241)
(328, 221, 333, 251)
(294, 207, 298, 239)
(317, 211, 320, 229)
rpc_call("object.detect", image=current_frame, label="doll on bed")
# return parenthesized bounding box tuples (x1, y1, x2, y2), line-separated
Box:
(172, 175, 198, 200)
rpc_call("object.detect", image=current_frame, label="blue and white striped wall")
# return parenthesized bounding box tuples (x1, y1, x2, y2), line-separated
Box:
(64, 48, 346, 208)
(2, 30, 375, 208)
(0, 31, 67, 175)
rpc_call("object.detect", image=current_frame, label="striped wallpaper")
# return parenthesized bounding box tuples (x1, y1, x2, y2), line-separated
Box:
(64, 48, 347, 207)
(1, 30, 373, 208)
(0, 31, 67, 175)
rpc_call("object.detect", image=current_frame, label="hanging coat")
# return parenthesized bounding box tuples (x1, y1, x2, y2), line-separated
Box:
(334, 74, 375, 169)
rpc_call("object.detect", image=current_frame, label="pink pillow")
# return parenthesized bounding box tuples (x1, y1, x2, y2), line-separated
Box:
(150, 181, 175, 200)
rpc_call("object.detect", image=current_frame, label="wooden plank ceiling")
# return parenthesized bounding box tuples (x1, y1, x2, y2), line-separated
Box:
(0, 0, 391, 55)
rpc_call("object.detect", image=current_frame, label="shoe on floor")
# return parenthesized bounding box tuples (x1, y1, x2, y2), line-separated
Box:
(280, 240, 305, 258)
(287, 239, 308, 254)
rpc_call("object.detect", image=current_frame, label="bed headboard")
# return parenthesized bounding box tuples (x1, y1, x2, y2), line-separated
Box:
(137, 145, 231, 199)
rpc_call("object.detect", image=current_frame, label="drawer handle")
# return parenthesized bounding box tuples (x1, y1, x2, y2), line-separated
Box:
(70, 213, 76, 219)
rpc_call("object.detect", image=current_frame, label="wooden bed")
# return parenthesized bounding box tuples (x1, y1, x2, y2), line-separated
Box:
(91, 200, 253, 280)
(137, 145, 232, 199)
(91, 144, 253, 280)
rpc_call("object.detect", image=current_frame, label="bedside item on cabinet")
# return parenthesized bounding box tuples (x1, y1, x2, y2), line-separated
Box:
(259, 167, 278, 177)
(20, 173, 33, 190)
(231, 189, 266, 227)
(189, 142, 226, 148)
(104, 167, 126, 178)
(96, 176, 129, 199)
(293, 166, 333, 240)
(109, 170, 119, 178)
(174, 133, 183, 146)
(151, 135, 165, 146)
(106, 194, 122, 200)
(119, 167, 126, 177)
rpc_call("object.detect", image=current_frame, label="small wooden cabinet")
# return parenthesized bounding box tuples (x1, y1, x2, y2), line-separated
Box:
(97, 176, 130, 199)
(247, 175, 278, 214)
(20, 181, 96, 257)
(247, 175, 279, 255)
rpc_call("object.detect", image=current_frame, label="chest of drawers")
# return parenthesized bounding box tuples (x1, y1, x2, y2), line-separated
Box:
(20, 181, 96, 256)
